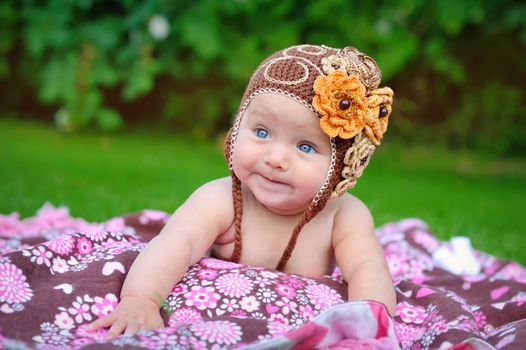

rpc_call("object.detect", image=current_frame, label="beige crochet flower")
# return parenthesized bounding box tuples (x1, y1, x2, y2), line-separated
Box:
(363, 87, 394, 145)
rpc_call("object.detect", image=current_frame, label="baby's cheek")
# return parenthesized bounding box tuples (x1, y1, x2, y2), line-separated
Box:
(302, 178, 327, 202)
(230, 147, 246, 169)
(316, 164, 331, 190)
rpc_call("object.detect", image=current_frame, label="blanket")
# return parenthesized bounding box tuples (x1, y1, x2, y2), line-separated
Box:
(0, 204, 525, 349)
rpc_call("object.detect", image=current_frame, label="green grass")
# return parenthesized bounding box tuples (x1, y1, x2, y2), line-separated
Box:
(1, 118, 526, 265)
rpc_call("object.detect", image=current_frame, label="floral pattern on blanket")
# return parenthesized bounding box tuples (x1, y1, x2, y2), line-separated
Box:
(0, 204, 525, 349)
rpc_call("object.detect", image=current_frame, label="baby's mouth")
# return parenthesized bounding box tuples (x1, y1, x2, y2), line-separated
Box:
(260, 173, 288, 186)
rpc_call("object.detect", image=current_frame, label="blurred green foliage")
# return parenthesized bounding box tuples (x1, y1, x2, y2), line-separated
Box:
(1, 0, 525, 155)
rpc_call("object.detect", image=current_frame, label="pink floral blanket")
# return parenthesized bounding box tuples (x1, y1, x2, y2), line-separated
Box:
(0, 204, 525, 349)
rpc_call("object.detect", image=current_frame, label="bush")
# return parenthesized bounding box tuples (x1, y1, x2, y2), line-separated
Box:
(1, 0, 525, 155)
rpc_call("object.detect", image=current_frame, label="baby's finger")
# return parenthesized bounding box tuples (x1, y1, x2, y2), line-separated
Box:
(87, 314, 114, 332)
(139, 321, 160, 333)
(106, 319, 127, 339)
(124, 322, 141, 335)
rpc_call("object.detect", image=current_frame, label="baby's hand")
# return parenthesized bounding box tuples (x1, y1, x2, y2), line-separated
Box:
(87, 295, 164, 338)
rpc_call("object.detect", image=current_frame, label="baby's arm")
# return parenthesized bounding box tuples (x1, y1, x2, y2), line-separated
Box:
(332, 196, 396, 316)
(88, 178, 233, 336)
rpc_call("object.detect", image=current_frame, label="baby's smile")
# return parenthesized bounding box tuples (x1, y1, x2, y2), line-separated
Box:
(256, 172, 291, 191)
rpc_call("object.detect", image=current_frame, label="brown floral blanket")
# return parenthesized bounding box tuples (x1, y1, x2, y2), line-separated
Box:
(0, 204, 525, 349)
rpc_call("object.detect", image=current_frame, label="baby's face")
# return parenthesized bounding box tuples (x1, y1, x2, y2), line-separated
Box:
(231, 93, 331, 215)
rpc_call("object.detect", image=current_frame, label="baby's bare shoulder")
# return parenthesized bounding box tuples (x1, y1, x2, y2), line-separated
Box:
(332, 193, 372, 217)
(163, 177, 234, 242)
(331, 193, 374, 237)
(191, 177, 232, 202)
(177, 177, 234, 224)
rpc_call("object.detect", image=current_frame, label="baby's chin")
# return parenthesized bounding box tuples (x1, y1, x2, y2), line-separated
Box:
(258, 198, 313, 216)
(247, 183, 316, 215)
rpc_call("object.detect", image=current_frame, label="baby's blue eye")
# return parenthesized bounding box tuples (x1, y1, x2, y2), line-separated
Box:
(298, 143, 315, 154)
(255, 128, 269, 139)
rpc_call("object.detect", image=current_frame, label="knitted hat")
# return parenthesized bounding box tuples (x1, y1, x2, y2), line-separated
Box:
(224, 44, 393, 270)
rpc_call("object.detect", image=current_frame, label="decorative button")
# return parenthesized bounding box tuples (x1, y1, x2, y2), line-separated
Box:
(379, 106, 389, 118)
(339, 99, 351, 110)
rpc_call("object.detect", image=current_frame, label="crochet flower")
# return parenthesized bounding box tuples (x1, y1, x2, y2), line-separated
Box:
(364, 87, 394, 145)
(320, 55, 349, 75)
(313, 70, 368, 139)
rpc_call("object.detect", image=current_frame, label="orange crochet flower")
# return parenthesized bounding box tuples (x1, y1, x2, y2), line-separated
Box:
(312, 70, 367, 139)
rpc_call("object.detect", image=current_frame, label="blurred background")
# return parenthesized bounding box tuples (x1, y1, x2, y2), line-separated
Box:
(1, 0, 525, 262)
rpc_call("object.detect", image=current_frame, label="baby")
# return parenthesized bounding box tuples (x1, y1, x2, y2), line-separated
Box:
(89, 44, 396, 336)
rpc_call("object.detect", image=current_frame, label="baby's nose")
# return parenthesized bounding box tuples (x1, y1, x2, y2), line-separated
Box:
(264, 146, 289, 170)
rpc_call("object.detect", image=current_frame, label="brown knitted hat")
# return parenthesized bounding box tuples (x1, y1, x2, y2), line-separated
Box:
(224, 44, 393, 270)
